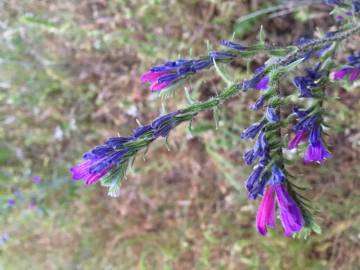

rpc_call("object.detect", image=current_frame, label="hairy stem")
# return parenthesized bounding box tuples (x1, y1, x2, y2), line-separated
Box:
(119, 22, 360, 167)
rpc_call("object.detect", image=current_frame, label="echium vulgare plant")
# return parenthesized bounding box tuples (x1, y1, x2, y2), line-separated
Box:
(71, 0, 360, 238)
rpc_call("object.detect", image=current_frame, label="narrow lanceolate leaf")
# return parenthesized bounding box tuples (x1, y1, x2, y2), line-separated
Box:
(213, 107, 221, 130)
(101, 160, 130, 197)
(258, 25, 266, 45)
(212, 58, 234, 86)
(20, 15, 56, 28)
(158, 81, 184, 99)
(184, 87, 196, 105)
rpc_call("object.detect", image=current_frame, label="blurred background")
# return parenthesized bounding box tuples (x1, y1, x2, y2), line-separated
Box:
(1, 0, 360, 269)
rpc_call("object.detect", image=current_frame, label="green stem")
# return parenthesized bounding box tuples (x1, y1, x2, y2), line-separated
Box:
(123, 22, 360, 170)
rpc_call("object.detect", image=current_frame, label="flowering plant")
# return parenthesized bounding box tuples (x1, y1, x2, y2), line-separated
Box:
(71, 0, 360, 238)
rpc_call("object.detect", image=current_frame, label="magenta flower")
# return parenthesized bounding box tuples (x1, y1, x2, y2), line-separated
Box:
(349, 68, 360, 81)
(70, 111, 182, 186)
(256, 185, 276, 235)
(70, 158, 113, 185)
(288, 130, 307, 150)
(304, 140, 332, 164)
(150, 81, 171, 91)
(331, 53, 360, 82)
(330, 67, 360, 81)
(140, 70, 173, 91)
(141, 58, 214, 91)
(140, 70, 170, 83)
(256, 184, 304, 237)
(330, 68, 350, 80)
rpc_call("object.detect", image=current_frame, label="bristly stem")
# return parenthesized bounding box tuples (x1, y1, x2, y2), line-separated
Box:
(73, 20, 360, 200)
(128, 22, 360, 163)
(277, 22, 360, 67)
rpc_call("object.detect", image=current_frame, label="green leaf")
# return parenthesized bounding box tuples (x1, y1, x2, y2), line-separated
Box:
(269, 57, 304, 81)
(158, 81, 183, 99)
(189, 121, 214, 135)
(282, 57, 305, 72)
(212, 59, 234, 86)
(258, 25, 266, 45)
(20, 15, 57, 30)
(184, 87, 196, 105)
(102, 160, 130, 197)
(213, 107, 220, 130)
(268, 48, 293, 57)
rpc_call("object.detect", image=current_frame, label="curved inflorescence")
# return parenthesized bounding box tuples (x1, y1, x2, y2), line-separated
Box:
(71, 0, 360, 237)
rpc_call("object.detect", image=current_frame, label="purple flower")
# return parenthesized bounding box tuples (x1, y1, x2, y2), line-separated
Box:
(297, 35, 335, 59)
(255, 76, 269, 90)
(13, 190, 22, 198)
(248, 173, 268, 200)
(330, 67, 360, 81)
(244, 132, 268, 165)
(6, 199, 15, 207)
(331, 53, 360, 82)
(352, 0, 360, 13)
(71, 111, 182, 185)
(330, 67, 351, 80)
(250, 95, 266, 111)
(348, 54, 360, 66)
(141, 57, 213, 91)
(141, 70, 170, 83)
(240, 121, 265, 139)
(191, 59, 212, 71)
(293, 64, 322, 97)
(104, 136, 132, 149)
(269, 165, 286, 185)
(0, 232, 9, 248)
(243, 65, 267, 90)
(288, 130, 307, 150)
(245, 152, 269, 199)
(245, 164, 265, 193)
(273, 184, 304, 237)
(304, 140, 331, 163)
(293, 107, 311, 118)
(265, 107, 279, 123)
(303, 124, 332, 164)
(32, 175, 42, 184)
(291, 110, 332, 163)
(293, 114, 318, 132)
(152, 114, 179, 138)
(256, 184, 304, 237)
(335, 15, 344, 20)
(71, 158, 114, 185)
(293, 77, 314, 97)
(141, 69, 175, 91)
(349, 69, 360, 81)
(133, 125, 152, 138)
(150, 81, 171, 91)
(324, 0, 344, 5)
(243, 149, 256, 165)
